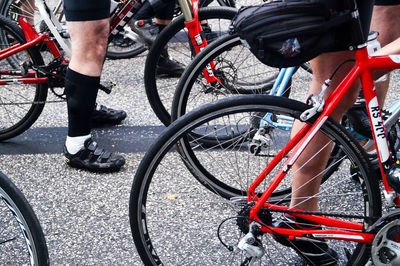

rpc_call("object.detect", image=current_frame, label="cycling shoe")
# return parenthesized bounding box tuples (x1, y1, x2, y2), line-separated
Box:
(63, 138, 125, 172)
(130, 19, 158, 47)
(92, 104, 127, 126)
(156, 54, 185, 78)
(346, 104, 372, 139)
(273, 214, 338, 266)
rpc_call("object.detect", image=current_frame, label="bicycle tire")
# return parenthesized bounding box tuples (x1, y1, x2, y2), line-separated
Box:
(130, 94, 381, 265)
(1, 0, 63, 35)
(171, 34, 290, 146)
(172, 33, 284, 116)
(0, 171, 49, 265)
(144, 6, 238, 126)
(105, 27, 147, 59)
(170, 32, 354, 193)
(1, 0, 146, 60)
(0, 15, 48, 141)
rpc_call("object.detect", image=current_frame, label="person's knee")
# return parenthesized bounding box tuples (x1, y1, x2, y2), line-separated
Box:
(310, 51, 359, 117)
(85, 20, 109, 59)
(92, 20, 109, 45)
(68, 20, 109, 65)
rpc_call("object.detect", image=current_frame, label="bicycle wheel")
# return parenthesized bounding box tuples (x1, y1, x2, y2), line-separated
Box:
(0, 171, 49, 265)
(130, 95, 381, 265)
(1, 0, 64, 34)
(0, 16, 48, 141)
(172, 33, 282, 120)
(106, 28, 146, 59)
(1, 0, 146, 59)
(171, 34, 314, 147)
(144, 6, 238, 126)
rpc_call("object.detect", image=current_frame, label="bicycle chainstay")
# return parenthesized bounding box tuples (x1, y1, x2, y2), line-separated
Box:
(266, 208, 378, 222)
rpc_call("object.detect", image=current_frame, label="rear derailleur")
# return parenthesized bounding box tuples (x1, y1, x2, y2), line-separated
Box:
(238, 223, 265, 266)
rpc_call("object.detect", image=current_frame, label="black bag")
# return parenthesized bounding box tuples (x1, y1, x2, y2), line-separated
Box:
(230, 0, 354, 68)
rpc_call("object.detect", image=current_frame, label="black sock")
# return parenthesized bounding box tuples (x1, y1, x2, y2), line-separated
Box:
(65, 69, 99, 137)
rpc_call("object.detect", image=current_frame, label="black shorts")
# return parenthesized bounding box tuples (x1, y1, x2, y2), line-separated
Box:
(375, 0, 400, 5)
(63, 0, 110, 21)
(325, 0, 374, 40)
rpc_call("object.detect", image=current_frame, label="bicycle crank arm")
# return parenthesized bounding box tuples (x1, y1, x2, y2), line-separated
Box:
(99, 81, 115, 94)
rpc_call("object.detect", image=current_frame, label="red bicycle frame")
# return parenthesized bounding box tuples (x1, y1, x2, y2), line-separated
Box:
(247, 46, 400, 244)
(0, 17, 64, 86)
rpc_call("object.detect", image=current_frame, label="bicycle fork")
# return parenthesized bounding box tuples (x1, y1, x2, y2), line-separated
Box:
(179, 0, 221, 84)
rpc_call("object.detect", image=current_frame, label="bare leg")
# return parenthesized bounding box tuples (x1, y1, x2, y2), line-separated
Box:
(289, 5, 400, 212)
(67, 19, 109, 76)
(370, 5, 400, 105)
(290, 51, 360, 211)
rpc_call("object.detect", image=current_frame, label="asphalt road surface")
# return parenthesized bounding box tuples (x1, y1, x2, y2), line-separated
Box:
(1, 37, 400, 265)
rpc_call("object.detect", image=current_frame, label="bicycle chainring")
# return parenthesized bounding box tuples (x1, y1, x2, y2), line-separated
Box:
(48, 62, 68, 100)
(370, 210, 400, 266)
(112, 31, 135, 48)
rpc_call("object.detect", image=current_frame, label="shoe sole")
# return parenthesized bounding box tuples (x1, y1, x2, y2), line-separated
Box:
(64, 156, 125, 173)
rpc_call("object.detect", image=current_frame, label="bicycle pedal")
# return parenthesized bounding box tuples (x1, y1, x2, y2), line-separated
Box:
(20, 61, 31, 77)
(99, 81, 116, 94)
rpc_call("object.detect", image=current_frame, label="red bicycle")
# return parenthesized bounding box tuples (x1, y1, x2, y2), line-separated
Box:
(129, 1, 400, 265)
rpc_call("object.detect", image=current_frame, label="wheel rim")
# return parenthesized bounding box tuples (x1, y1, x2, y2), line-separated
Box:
(131, 96, 380, 265)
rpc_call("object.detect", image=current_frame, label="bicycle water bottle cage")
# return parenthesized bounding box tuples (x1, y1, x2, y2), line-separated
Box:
(230, 1, 354, 68)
